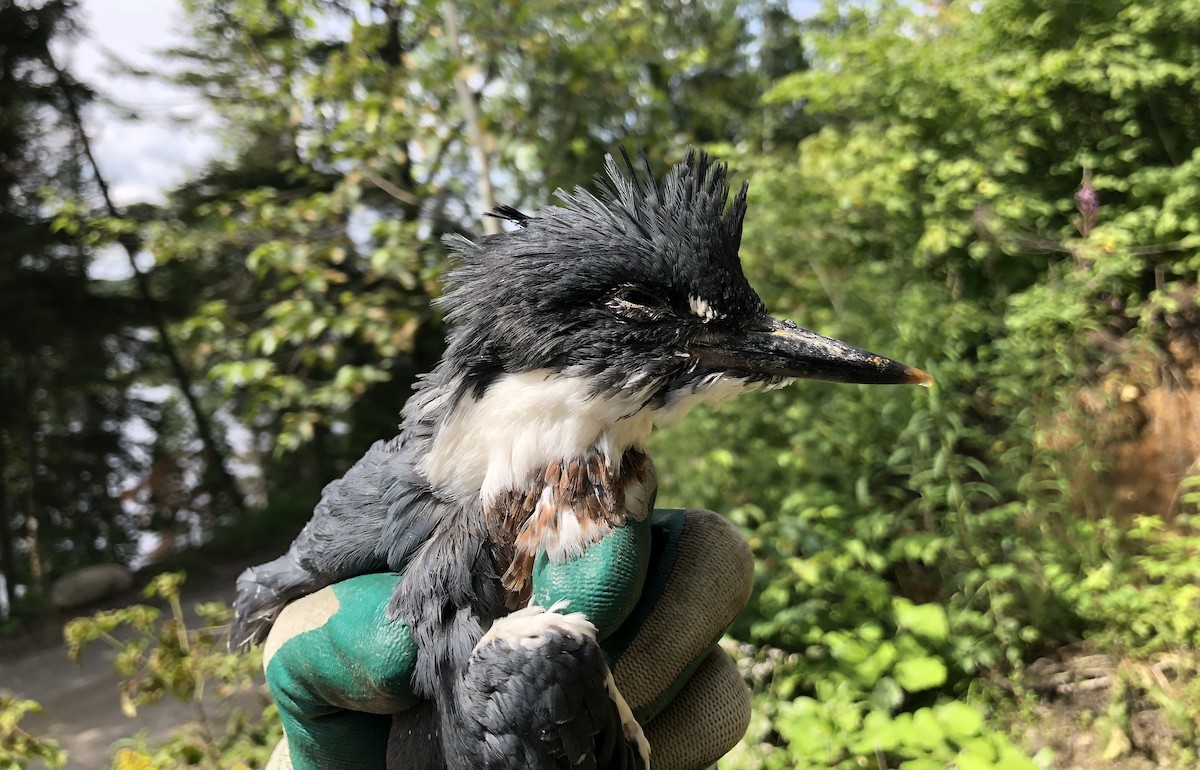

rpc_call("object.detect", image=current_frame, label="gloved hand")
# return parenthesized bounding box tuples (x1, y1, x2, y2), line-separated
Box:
(260, 507, 754, 770)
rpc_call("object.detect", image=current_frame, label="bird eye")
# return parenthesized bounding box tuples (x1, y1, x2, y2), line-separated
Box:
(608, 287, 669, 320)
(614, 288, 663, 308)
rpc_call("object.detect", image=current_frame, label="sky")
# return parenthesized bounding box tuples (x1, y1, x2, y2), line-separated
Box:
(64, 0, 220, 207)
(61, 0, 220, 278)
(67, 0, 824, 208)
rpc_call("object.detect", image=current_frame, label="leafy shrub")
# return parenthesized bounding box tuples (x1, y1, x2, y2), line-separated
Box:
(64, 573, 280, 769)
(652, 0, 1200, 763)
(0, 696, 66, 769)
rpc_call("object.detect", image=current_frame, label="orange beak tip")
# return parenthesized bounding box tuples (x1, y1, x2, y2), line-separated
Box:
(913, 368, 934, 388)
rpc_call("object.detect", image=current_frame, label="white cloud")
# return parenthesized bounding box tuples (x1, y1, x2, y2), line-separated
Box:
(62, 0, 221, 207)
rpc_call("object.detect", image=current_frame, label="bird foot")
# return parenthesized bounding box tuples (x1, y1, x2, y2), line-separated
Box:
(230, 551, 328, 652)
(231, 565, 287, 651)
(605, 669, 651, 768)
(474, 599, 596, 652)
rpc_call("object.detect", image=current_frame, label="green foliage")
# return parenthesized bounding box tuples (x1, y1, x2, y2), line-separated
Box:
(652, 0, 1200, 764)
(754, 687, 1036, 770)
(0, 697, 66, 770)
(1068, 511, 1200, 654)
(19, 0, 1200, 765)
(64, 573, 280, 769)
(0, 0, 145, 610)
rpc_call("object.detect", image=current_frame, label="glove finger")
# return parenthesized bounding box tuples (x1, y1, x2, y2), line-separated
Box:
(265, 573, 419, 770)
(604, 508, 753, 721)
(266, 572, 421, 714)
(643, 646, 751, 770)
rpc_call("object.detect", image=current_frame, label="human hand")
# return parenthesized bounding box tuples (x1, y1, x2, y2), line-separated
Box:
(261, 507, 753, 770)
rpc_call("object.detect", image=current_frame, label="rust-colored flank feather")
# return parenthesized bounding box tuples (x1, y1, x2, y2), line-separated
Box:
(486, 448, 653, 608)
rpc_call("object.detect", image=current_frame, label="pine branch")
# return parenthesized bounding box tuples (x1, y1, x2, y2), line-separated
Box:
(43, 49, 248, 517)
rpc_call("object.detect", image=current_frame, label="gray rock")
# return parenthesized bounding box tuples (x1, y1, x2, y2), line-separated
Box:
(50, 564, 134, 609)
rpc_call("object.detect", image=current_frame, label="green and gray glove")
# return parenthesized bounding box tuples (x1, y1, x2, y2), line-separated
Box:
(261, 508, 753, 770)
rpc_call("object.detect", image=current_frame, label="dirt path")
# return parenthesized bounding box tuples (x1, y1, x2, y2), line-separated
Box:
(0, 560, 257, 770)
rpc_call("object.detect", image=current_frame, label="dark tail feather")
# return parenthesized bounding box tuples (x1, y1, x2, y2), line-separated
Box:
(439, 605, 649, 770)
(230, 547, 329, 651)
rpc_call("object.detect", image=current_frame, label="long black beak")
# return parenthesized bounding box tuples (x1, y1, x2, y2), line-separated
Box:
(692, 316, 932, 386)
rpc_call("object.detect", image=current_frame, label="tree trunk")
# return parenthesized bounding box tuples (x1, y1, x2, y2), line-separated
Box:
(19, 356, 44, 594)
(44, 48, 248, 517)
(442, 0, 500, 235)
(0, 436, 17, 612)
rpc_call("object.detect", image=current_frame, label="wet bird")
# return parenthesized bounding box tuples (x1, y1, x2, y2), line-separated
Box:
(232, 150, 930, 769)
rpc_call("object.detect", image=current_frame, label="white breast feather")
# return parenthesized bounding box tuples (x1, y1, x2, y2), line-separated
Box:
(421, 370, 657, 502)
(421, 368, 772, 503)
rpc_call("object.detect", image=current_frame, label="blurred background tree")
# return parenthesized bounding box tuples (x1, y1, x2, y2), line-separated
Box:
(6, 0, 1200, 767)
(0, 0, 149, 617)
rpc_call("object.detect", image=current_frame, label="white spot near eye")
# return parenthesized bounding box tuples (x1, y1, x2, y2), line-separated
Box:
(689, 295, 720, 322)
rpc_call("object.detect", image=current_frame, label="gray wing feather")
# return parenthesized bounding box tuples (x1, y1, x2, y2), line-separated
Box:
(448, 623, 646, 770)
(230, 432, 442, 650)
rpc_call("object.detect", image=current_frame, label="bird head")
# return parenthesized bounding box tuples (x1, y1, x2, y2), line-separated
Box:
(437, 150, 929, 423)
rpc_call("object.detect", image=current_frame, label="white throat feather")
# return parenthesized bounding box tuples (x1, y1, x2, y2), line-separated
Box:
(419, 368, 771, 503)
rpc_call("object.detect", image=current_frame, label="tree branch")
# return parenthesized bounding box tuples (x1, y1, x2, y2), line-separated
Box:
(44, 49, 247, 516)
(441, 0, 500, 234)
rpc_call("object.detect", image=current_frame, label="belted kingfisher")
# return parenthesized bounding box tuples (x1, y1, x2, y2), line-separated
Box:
(232, 150, 930, 769)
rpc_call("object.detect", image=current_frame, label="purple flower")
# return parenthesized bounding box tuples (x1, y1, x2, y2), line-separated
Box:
(1075, 185, 1098, 218)
(1075, 169, 1098, 237)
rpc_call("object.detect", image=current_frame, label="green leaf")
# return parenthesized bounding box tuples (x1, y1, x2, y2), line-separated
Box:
(936, 700, 984, 740)
(894, 656, 948, 692)
(870, 677, 905, 711)
(956, 753, 998, 770)
(911, 707, 947, 751)
(894, 598, 950, 642)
